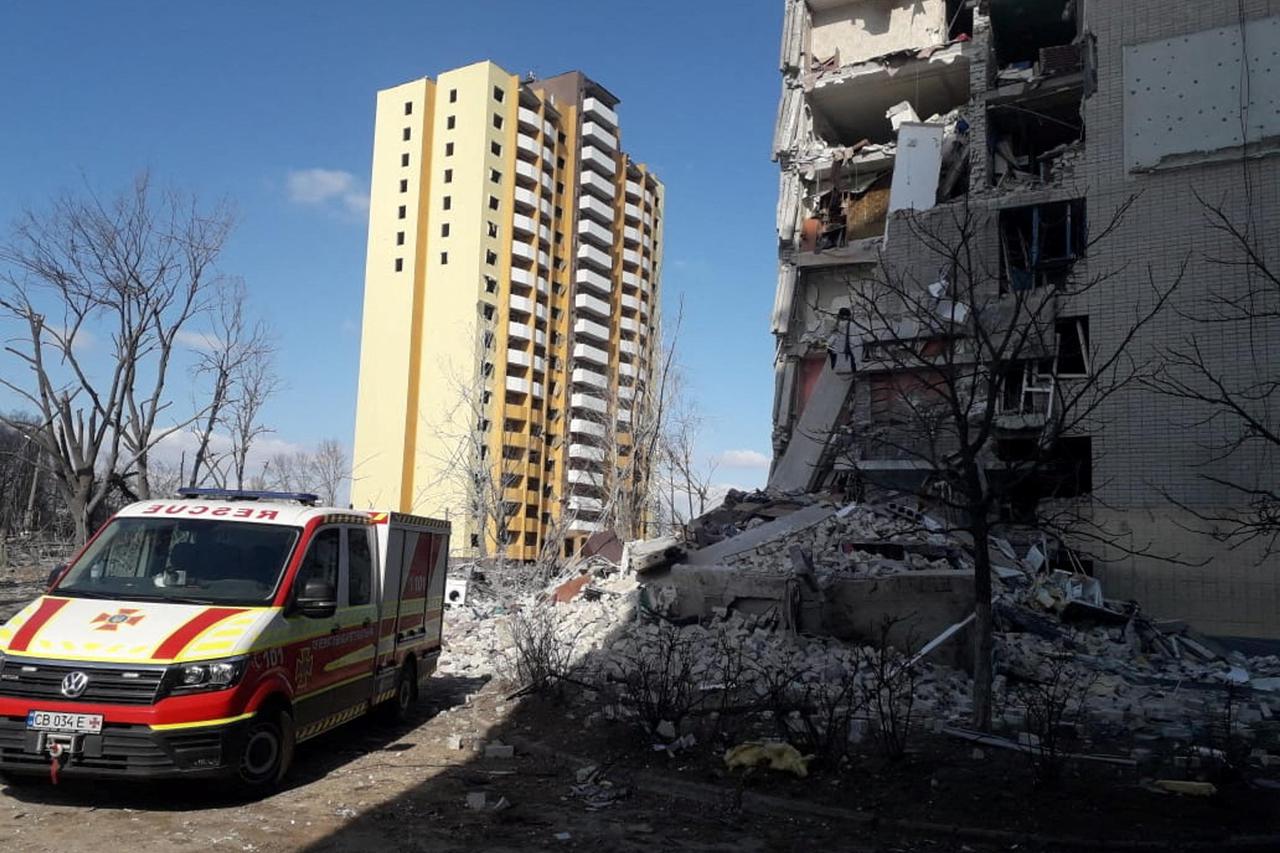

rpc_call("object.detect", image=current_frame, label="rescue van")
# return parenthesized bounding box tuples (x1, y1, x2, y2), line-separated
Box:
(0, 488, 449, 790)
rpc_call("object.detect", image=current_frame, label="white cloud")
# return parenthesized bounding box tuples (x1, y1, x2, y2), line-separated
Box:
(174, 328, 220, 353)
(714, 449, 771, 470)
(285, 168, 369, 216)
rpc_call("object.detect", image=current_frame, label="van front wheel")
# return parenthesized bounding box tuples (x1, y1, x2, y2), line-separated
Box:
(235, 707, 294, 792)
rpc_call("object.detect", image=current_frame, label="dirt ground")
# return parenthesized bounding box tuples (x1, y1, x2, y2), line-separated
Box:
(0, 675, 980, 853)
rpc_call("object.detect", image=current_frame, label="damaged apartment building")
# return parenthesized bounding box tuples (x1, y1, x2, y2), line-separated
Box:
(768, 0, 1280, 639)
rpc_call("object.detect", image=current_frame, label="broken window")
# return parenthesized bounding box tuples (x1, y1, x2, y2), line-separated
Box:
(999, 199, 1086, 291)
(1054, 317, 1089, 377)
(987, 87, 1083, 187)
(989, 0, 1079, 72)
(997, 360, 1055, 416)
(996, 435, 1093, 520)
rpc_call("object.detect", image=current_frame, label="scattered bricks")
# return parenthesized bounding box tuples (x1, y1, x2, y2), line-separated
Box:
(971, 747, 986, 760)
(656, 720, 677, 740)
(466, 792, 488, 810)
(575, 764, 598, 783)
(446, 734, 465, 750)
(484, 742, 515, 760)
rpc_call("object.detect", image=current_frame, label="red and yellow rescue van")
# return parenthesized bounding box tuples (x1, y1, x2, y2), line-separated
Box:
(0, 489, 449, 790)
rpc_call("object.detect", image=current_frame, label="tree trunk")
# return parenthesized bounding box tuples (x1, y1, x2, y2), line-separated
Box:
(970, 509, 995, 732)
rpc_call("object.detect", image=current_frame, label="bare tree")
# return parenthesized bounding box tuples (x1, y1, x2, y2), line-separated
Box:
(1144, 191, 1280, 557)
(263, 441, 349, 505)
(186, 279, 276, 488)
(821, 198, 1182, 731)
(308, 439, 350, 506)
(0, 174, 234, 541)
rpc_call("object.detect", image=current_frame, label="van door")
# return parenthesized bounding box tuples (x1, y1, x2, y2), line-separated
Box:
(288, 525, 378, 733)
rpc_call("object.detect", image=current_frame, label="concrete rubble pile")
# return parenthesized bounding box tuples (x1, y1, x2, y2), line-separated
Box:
(439, 490, 1280, 769)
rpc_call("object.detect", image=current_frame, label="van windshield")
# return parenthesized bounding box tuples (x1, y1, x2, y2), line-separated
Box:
(56, 517, 300, 606)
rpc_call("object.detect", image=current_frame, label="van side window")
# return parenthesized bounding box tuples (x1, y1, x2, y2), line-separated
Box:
(347, 528, 373, 606)
(296, 528, 340, 595)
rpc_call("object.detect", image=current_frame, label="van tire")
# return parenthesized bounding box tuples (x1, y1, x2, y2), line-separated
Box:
(379, 659, 417, 724)
(234, 706, 294, 793)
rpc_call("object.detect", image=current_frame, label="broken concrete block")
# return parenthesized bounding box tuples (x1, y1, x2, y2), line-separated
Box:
(484, 742, 515, 760)
(466, 792, 487, 810)
(655, 720, 677, 740)
(446, 734, 464, 750)
(575, 764, 598, 783)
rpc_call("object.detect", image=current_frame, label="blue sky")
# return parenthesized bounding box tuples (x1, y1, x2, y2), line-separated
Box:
(0, 1, 781, 489)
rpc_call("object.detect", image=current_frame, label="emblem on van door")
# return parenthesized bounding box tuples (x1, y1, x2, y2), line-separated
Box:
(61, 671, 89, 698)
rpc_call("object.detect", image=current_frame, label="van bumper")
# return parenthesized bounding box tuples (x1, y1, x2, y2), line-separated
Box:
(0, 714, 251, 780)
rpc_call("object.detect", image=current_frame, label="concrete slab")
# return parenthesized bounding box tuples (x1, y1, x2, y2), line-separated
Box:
(768, 360, 856, 493)
(683, 504, 835, 566)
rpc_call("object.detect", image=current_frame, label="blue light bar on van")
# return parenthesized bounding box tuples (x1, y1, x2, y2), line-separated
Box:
(176, 487, 321, 505)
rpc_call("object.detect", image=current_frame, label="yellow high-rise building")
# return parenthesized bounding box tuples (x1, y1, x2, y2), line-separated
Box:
(351, 61, 664, 561)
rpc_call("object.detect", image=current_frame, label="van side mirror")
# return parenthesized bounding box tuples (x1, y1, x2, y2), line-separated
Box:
(295, 578, 337, 619)
(47, 563, 67, 590)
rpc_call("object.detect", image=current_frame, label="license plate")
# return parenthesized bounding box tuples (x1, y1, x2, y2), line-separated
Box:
(27, 710, 103, 734)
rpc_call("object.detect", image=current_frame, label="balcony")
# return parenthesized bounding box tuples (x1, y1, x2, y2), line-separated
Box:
(624, 202, 642, 222)
(580, 144, 616, 177)
(570, 392, 607, 415)
(532, 381, 544, 399)
(515, 160, 538, 187)
(567, 469, 604, 488)
(517, 132, 538, 160)
(577, 243, 612, 273)
(539, 195, 553, 217)
(623, 225, 641, 245)
(508, 321, 532, 341)
(572, 343, 609, 366)
(617, 407, 633, 425)
(512, 213, 536, 236)
(622, 248, 642, 268)
(511, 242, 535, 266)
(536, 276, 550, 296)
(582, 96, 618, 129)
(538, 223, 552, 244)
(510, 267, 533, 289)
(618, 362, 636, 379)
(574, 292, 611, 319)
(543, 119, 554, 137)
(514, 187, 537, 211)
(576, 267, 613, 297)
(619, 339, 639, 360)
(620, 293, 640, 312)
(570, 418, 606, 439)
(625, 180, 642, 200)
(579, 170, 615, 201)
(509, 294, 533, 315)
(578, 194, 614, 226)
(506, 376, 530, 394)
(582, 121, 617, 151)
(620, 316, 639, 335)
(574, 318, 610, 343)
(568, 494, 605, 513)
(568, 444, 606, 463)
(508, 349, 531, 369)
(577, 218, 611, 249)
(620, 271, 640, 292)
(618, 385, 636, 401)
(518, 106, 540, 131)
(572, 367, 607, 389)
(539, 170, 553, 193)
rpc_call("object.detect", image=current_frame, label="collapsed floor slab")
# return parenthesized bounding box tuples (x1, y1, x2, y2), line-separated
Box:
(648, 563, 973, 667)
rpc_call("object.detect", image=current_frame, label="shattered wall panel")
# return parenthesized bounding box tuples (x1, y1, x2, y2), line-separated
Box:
(1123, 16, 1280, 172)
(777, 170, 802, 243)
(887, 122, 944, 214)
(809, 0, 948, 68)
(771, 263, 798, 335)
(780, 0, 809, 72)
(773, 85, 807, 159)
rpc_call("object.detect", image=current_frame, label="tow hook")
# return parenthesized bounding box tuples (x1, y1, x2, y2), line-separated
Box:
(38, 734, 83, 785)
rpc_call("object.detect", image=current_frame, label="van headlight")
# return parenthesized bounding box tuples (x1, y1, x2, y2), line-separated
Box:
(165, 656, 247, 695)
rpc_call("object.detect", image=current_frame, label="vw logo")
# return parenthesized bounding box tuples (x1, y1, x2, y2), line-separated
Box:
(60, 671, 89, 698)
